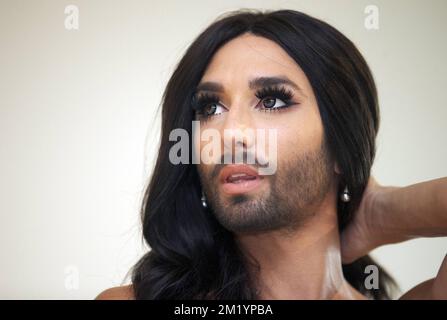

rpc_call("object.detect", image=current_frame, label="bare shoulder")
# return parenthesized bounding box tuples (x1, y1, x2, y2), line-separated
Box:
(400, 255, 447, 300)
(95, 284, 135, 300)
(399, 279, 435, 300)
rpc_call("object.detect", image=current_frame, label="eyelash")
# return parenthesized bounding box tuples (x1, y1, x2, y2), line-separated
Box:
(191, 85, 297, 119)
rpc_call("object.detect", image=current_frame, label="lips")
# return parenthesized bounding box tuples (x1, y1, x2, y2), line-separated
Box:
(219, 165, 263, 195)
(226, 173, 257, 183)
(220, 165, 259, 182)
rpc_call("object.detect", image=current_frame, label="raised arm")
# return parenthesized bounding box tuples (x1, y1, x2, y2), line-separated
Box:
(340, 176, 447, 299)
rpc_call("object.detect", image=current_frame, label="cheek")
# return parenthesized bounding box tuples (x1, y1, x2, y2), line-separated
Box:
(272, 108, 324, 161)
(197, 164, 216, 191)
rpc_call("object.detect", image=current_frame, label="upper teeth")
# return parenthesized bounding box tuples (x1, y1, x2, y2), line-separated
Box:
(227, 173, 257, 183)
(230, 174, 248, 178)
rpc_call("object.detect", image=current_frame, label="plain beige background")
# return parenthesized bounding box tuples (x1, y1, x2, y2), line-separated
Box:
(0, 0, 446, 299)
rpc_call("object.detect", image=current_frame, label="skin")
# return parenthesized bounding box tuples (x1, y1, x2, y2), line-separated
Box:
(96, 33, 447, 300)
(193, 33, 358, 299)
(341, 176, 447, 299)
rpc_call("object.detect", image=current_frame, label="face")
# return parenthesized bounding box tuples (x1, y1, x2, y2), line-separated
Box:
(193, 33, 337, 234)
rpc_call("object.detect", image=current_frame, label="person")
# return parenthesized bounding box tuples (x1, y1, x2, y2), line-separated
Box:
(96, 9, 446, 300)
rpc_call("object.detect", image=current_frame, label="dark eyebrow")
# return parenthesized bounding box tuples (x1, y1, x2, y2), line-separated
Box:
(194, 76, 302, 93)
(249, 76, 301, 91)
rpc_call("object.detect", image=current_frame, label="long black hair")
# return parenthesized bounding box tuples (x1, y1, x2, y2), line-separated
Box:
(131, 9, 397, 299)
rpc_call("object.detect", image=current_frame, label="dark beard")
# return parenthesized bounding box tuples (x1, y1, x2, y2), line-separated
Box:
(198, 139, 334, 235)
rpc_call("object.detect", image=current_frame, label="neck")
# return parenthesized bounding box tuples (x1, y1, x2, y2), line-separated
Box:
(235, 195, 365, 300)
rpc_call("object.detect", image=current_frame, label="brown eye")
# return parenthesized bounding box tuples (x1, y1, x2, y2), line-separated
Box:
(261, 97, 287, 109)
(204, 104, 217, 115)
(200, 103, 226, 117)
(255, 85, 295, 112)
(192, 92, 226, 118)
(262, 97, 277, 108)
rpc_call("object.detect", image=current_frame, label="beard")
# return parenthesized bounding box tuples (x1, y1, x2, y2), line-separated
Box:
(197, 139, 334, 235)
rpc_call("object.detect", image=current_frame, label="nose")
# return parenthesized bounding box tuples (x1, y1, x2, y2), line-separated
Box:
(221, 100, 256, 162)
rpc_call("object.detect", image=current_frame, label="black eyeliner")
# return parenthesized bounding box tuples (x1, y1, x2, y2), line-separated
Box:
(193, 84, 298, 117)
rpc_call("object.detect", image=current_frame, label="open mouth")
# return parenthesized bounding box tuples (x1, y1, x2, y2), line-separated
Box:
(226, 173, 257, 183)
(219, 165, 264, 195)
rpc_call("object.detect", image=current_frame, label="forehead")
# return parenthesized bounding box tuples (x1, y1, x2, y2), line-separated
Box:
(200, 33, 307, 88)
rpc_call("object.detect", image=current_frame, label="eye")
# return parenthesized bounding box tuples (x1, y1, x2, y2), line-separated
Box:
(192, 92, 227, 118)
(202, 103, 226, 116)
(192, 85, 298, 119)
(261, 97, 288, 109)
(255, 85, 296, 111)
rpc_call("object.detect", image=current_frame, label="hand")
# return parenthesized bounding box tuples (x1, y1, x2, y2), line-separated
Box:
(341, 176, 447, 299)
(340, 176, 388, 263)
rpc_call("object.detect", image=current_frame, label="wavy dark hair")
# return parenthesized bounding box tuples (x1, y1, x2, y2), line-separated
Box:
(131, 9, 397, 299)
